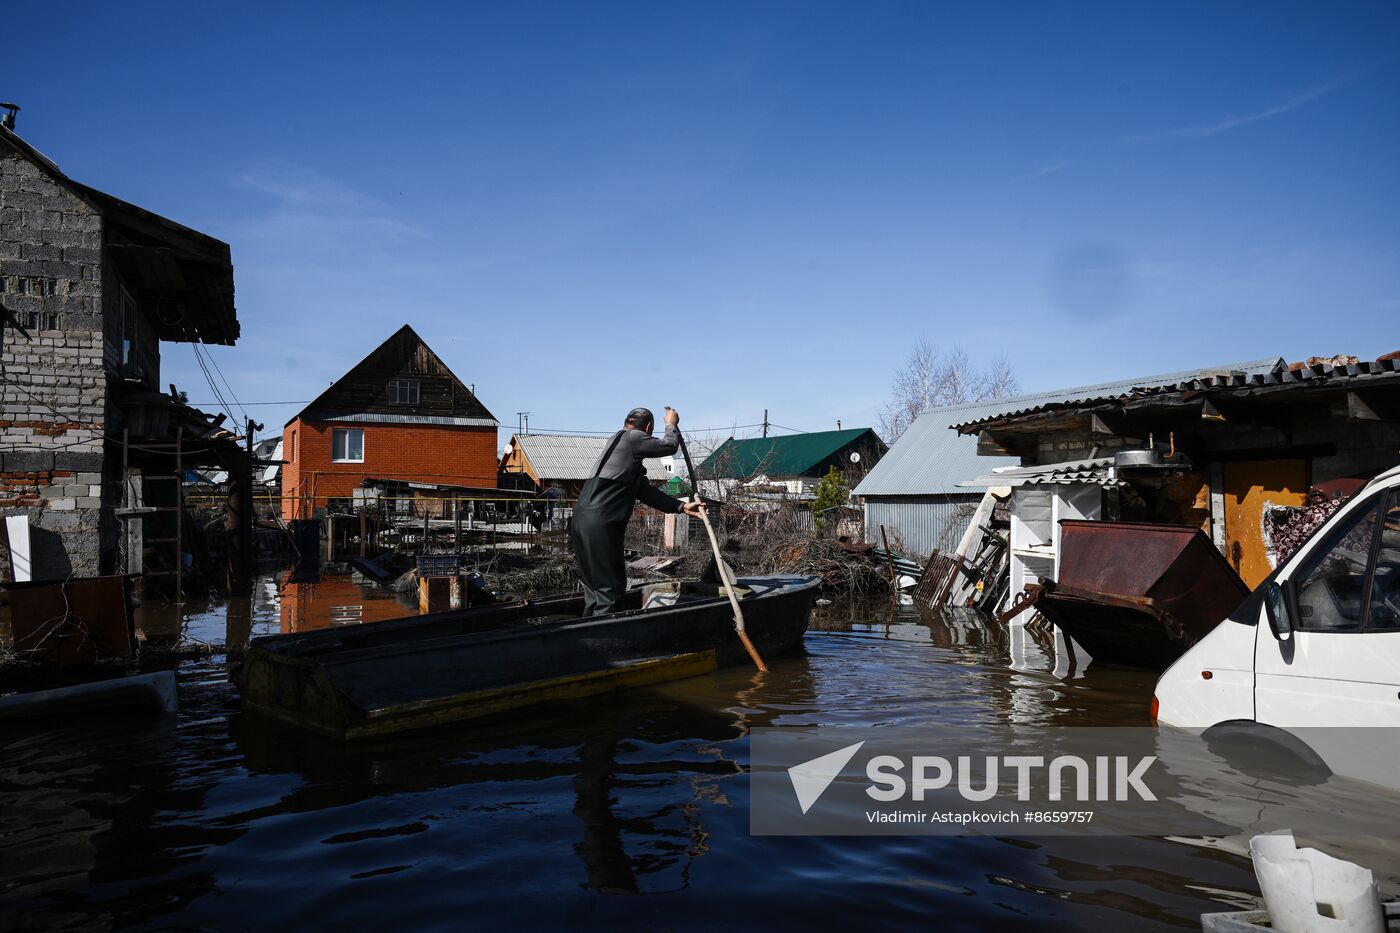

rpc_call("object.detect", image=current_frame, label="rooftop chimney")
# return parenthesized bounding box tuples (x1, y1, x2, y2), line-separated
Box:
(0, 103, 18, 131)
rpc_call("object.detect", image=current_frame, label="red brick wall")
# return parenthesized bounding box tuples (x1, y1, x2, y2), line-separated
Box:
(281, 420, 498, 519)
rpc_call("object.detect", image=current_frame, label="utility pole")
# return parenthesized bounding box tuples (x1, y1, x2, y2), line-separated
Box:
(763, 409, 769, 438)
(231, 417, 263, 592)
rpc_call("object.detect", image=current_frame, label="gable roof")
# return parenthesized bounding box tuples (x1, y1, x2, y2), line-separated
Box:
(508, 433, 672, 483)
(289, 324, 497, 427)
(1, 124, 238, 345)
(853, 357, 1285, 497)
(697, 428, 885, 480)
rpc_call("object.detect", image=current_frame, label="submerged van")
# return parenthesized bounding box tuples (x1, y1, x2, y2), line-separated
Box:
(1154, 463, 1400, 730)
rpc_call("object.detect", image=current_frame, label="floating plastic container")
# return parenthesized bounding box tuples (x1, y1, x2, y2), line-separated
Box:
(1202, 831, 1389, 932)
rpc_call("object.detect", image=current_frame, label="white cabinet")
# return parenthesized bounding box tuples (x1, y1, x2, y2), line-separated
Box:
(1005, 482, 1103, 624)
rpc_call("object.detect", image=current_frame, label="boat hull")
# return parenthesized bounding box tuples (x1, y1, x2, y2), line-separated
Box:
(235, 575, 818, 739)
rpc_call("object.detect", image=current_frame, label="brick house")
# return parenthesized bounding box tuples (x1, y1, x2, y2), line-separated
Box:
(1, 117, 242, 582)
(281, 325, 499, 520)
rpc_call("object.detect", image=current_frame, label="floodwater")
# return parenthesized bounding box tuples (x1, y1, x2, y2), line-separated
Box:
(0, 573, 1385, 930)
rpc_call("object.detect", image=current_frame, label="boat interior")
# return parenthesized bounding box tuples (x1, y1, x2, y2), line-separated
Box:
(252, 576, 806, 662)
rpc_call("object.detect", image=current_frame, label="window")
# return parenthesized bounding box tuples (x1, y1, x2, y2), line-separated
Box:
(387, 379, 420, 405)
(289, 431, 296, 463)
(1293, 497, 1380, 631)
(118, 286, 139, 365)
(20, 311, 58, 331)
(332, 428, 364, 463)
(1366, 493, 1400, 629)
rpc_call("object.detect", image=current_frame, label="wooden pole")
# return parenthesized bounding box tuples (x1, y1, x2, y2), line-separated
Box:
(672, 411, 767, 673)
(879, 524, 898, 591)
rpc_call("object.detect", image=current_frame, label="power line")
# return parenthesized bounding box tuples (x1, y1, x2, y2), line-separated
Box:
(201, 343, 251, 426)
(189, 399, 310, 406)
(188, 340, 237, 427)
(1, 372, 240, 456)
(185, 413, 778, 437)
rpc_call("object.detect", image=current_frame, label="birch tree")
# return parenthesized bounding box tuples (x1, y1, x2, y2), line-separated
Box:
(877, 340, 1020, 443)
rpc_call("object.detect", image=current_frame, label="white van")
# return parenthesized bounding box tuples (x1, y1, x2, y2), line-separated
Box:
(1154, 463, 1400, 730)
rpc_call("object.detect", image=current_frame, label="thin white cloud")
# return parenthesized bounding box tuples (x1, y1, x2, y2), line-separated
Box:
(1012, 161, 1069, 183)
(1130, 56, 1396, 144)
(1132, 77, 1348, 142)
(231, 161, 424, 242)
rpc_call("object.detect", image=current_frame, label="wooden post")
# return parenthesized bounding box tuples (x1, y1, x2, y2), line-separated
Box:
(879, 524, 898, 591)
(418, 575, 451, 613)
(359, 509, 367, 557)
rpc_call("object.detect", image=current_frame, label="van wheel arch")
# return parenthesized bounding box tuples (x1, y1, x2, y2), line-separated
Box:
(1200, 720, 1332, 784)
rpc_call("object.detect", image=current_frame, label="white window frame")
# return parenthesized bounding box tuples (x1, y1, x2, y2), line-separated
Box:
(387, 378, 420, 405)
(332, 428, 365, 463)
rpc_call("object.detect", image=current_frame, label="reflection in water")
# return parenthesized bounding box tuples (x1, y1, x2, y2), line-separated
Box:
(4, 577, 1356, 929)
(278, 577, 417, 634)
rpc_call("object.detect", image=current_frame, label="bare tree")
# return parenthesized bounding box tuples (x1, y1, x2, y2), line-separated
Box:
(877, 340, 1020, 443)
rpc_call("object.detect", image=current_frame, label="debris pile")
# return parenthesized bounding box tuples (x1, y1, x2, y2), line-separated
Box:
(748, 533, 892, 594)
(483, 552, 581, 597)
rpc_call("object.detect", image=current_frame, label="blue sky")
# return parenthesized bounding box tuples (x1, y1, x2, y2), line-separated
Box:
(8, 2, 1399, 447)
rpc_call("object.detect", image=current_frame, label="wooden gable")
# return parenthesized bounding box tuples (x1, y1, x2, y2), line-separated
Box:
(291, 324, 497, 425)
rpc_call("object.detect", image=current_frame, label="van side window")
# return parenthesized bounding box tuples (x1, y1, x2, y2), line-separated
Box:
(1366, 493, 1400, 630)
(1292, 497, 1380, 632)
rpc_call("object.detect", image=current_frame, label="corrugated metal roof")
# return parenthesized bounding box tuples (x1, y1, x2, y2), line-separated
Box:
(959, 457, 1119, 488)
(853, 357, 1283, 497)
(954, 353, 1400, 432)
(515, 434, 671, 482)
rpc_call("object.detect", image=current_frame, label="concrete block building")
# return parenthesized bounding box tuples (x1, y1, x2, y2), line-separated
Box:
(1, 117, 240, 582)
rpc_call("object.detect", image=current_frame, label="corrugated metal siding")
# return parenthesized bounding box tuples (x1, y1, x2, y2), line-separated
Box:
(864, 494, 983, 560)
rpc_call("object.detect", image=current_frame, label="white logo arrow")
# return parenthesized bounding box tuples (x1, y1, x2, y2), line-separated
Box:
(788, 741, 865, 814)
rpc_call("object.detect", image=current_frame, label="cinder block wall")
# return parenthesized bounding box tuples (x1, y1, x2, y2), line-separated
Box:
(280, 420, 498, 520)
(0, 149, 111, 580)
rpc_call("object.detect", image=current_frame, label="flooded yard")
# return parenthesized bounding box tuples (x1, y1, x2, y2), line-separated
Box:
(3, 573, 1391, 930)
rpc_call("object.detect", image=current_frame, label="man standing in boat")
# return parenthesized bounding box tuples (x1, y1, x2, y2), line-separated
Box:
(572, 406, 705, 616)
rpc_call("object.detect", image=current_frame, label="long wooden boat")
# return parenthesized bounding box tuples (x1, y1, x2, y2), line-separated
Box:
(233, 575, 819, 740)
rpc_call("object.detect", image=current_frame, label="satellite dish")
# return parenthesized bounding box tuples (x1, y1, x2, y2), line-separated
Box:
(849, 451, 861, 463)
(503, 443, 513, 456)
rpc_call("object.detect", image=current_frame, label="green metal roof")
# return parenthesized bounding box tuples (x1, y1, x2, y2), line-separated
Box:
(696, 428, 885, 480)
